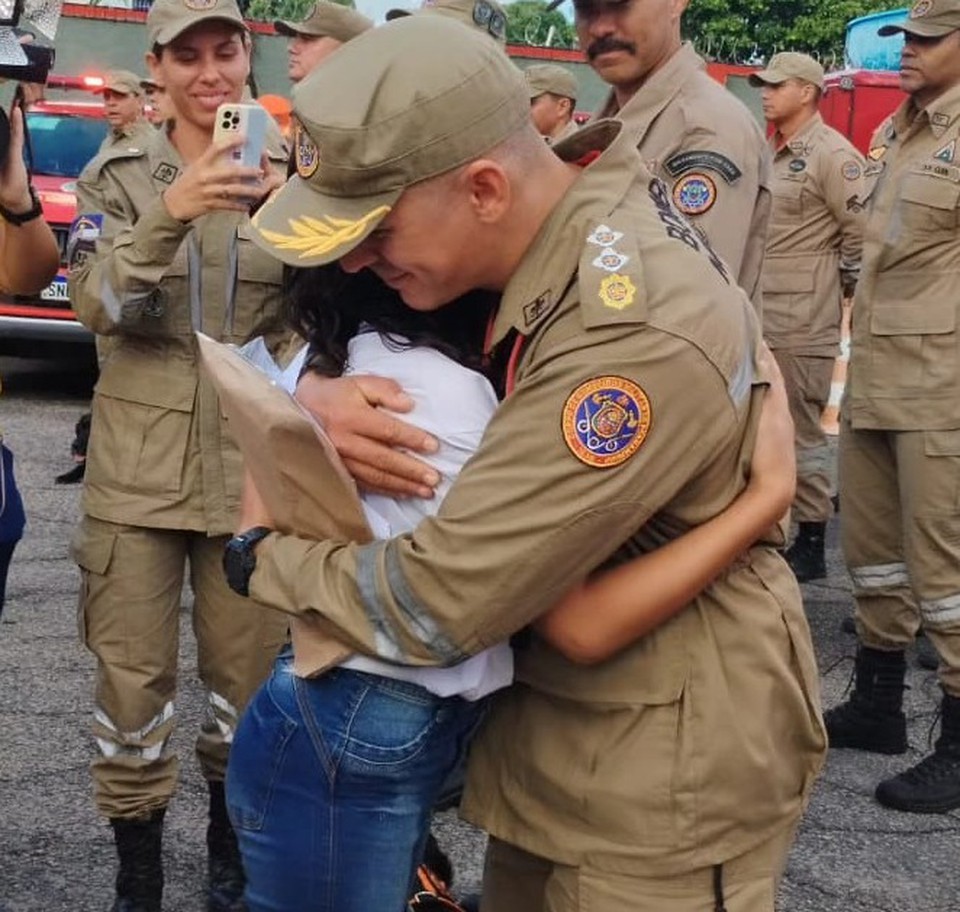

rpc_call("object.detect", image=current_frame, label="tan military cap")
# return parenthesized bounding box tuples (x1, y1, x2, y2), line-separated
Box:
(385, 0, 508, 46)
(878, 0, 960, 37)
(524, 63, 577, 102)
(98, 70, 143, 96)
(250, 16, 528, 267)
(147, 0, 247, 48)
(748, 52, 824, 90)
(139, 76, 160, 91)
(274, 1, 373, 42)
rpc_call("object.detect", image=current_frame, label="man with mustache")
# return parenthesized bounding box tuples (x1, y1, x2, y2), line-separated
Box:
(825, 0, 960, 815)
(577, 0, 770, 311)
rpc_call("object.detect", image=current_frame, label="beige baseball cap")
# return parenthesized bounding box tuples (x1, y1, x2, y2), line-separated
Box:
(274, 1, 373, 42)
(748, 52, 824, 90)
(385, 0, 508, 46)
(524, 63, 577, 102)
(147, 0, 247, 48)
(249, 16, 529, 267)
(878, 0, 960, 37)
(98, 69, 143, 96)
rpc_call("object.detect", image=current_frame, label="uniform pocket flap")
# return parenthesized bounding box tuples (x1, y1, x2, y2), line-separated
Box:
(237, 224, 284, 285)
(762, 261, 815, 294)
(925, 429, 960, 457)
(902, 173, 960, 210)
(70, 523, 117, 575)
(871, 300, 956, 336)
(96, 362, 198, 411)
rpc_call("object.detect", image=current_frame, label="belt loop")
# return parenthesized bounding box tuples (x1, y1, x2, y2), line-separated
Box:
(713, 863, 727, 912)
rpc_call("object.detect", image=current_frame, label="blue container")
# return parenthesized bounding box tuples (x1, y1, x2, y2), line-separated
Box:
(845, 9, 908, 71)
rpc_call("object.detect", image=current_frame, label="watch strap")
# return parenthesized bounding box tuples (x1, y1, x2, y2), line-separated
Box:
(0, 184, 42, 226)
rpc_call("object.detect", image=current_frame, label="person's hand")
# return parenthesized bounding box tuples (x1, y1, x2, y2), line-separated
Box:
(163, 137, 275, 222)
(0, 106, 33, 213)
(748, 346, 796, 517)
(238, 469, 275, 532)
(295, 372, 441, 498)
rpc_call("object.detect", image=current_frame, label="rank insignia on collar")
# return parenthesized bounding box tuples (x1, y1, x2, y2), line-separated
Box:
(789, 159, 806, 173)
(934, 139, 956, 163)
(598, 273, 636, 311)
(562, 376, 651, 469)
(592, 248, 629, 272)
(788, 140, 806, 154)
(868, 146, 887, 161)
(842, 160, 862, 180)
(931, 112, 951, 128)
(672, 172, 717, 215)
(587, 224, 623, 247)
(153, 163, 179, 184)
(523, 294, 550, 326)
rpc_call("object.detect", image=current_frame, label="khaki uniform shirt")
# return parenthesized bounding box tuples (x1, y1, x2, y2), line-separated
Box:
(248, 121, 825, 874)
(68, 128, 295, 535)
(764, 113, 866, 355)
(597, 43, 771, 312)
(845, 84, 960, 431)
(97, 119, 156, 154)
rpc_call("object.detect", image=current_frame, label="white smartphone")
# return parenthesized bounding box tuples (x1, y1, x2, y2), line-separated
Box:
(213, 102, 268, 173)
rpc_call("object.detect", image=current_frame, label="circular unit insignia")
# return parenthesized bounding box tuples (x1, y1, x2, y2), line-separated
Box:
(842, 160, 862, 180)
(561, 376, 651, 469)
(598, 273, 636, 311)
(672, 172, 717, 216)
(789, 158, 806, 173)
(911, 0, 932, 17)
(184, 0, 217, 9)
(294, 122, 320, 179)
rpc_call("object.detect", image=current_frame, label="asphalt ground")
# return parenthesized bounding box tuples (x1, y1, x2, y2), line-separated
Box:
(1, 354, 958, 912)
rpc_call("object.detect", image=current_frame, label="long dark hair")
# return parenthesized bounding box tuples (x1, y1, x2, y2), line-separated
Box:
(285, 263, 498, 379)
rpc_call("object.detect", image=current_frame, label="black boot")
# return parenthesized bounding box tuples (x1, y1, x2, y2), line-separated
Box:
(824, 646, 907, 754)
(875, 693, 960, 813)
(785, 521, 827, 583)
(109, 808, 165, 912)
(207, 780, 246, 912)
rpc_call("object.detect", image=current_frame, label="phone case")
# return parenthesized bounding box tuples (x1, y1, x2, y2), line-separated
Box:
(213, 102, 268, 170)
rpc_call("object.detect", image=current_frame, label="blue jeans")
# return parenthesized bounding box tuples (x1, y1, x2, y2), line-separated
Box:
(226, 647, 486, 912)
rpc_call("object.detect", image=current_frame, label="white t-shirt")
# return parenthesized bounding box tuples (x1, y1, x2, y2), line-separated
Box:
(338, 331, 513, 701)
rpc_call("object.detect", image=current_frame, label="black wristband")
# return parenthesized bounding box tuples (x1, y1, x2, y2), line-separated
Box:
(0, 185, 42, 226)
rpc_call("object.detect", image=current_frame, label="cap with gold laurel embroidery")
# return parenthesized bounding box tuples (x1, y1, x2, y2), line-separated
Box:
(748, 52, 824, 89)
(97, 70, 144, 96)
(274, 0, 373, 42)
(146, 0, 247, 48)
(878, 0, 960, 37)
(524, 63, 578, 102)
(248, 16, 529, 268)
(385, 0, 508, 46)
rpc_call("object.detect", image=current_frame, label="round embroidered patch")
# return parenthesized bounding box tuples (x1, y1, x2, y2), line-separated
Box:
(911, 0, 932, 17)
(294, 122, 320, 179)
(561, 376, 651, 468)
(842, 160, 862, 180)
(789, 158, 806, 173)
(184, 0, 217, 10)
(672, 173, 717, 216)
(598, 273, 636, 311)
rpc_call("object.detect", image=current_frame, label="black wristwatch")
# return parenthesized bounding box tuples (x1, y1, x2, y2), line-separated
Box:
(223, 526, 273, 597)
(0, 185, 42, 226)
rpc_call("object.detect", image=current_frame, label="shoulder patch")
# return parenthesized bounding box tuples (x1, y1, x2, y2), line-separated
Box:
(67, 213, 103, 271)
(842, 160, 862, 180)
(664, 150, 742, 184)
(561, 376, 651, 468)
(672, 172, 717, 216)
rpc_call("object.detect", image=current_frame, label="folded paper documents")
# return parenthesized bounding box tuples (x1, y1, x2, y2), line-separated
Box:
(196, 332, 373, 676)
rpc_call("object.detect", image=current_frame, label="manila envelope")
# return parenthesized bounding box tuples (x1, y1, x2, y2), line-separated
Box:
(196, 332, 374, 677)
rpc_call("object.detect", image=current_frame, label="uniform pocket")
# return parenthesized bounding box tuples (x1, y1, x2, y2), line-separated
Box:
(900, 172, 960, 234)
(70, 519, 118, 647)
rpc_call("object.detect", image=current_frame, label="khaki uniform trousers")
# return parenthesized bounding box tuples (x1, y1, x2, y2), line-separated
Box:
(839, 416, 960, 695)
(773, 351, 835, 523)
(480, 823, 796, 912)
(74, 516, 289, 819)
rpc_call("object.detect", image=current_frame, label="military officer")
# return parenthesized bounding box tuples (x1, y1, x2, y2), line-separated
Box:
(576, 0, 770, 311)
(525, 63, 580, 144)
(237, 17, 825, 910)
(67, 0, 292, 909)
(274, 0, 373, 84)
(825, 0, 960, 814)
(749, 53, 866, 582)
(96, 70, 155, 152)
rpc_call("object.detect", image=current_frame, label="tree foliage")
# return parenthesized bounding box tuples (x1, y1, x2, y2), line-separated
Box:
(505, 0, 577, 48)
(683, 0, 906, 65)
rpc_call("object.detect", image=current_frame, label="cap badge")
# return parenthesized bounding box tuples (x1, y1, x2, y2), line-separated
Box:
(295, 122, 320, 179)
(592, 248, 629, 273)
(561, 376, 651, 469)
(587, 224, 623, 247)
(254, 206, 392, 260)
(910, 0, 932, 17)
(672, 172, 717, 215)
(598, 274, 636, 311)
(184, 0, 218, 10)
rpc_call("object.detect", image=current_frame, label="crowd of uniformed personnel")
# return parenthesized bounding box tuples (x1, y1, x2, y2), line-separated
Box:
(0, 0, 953, 909)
